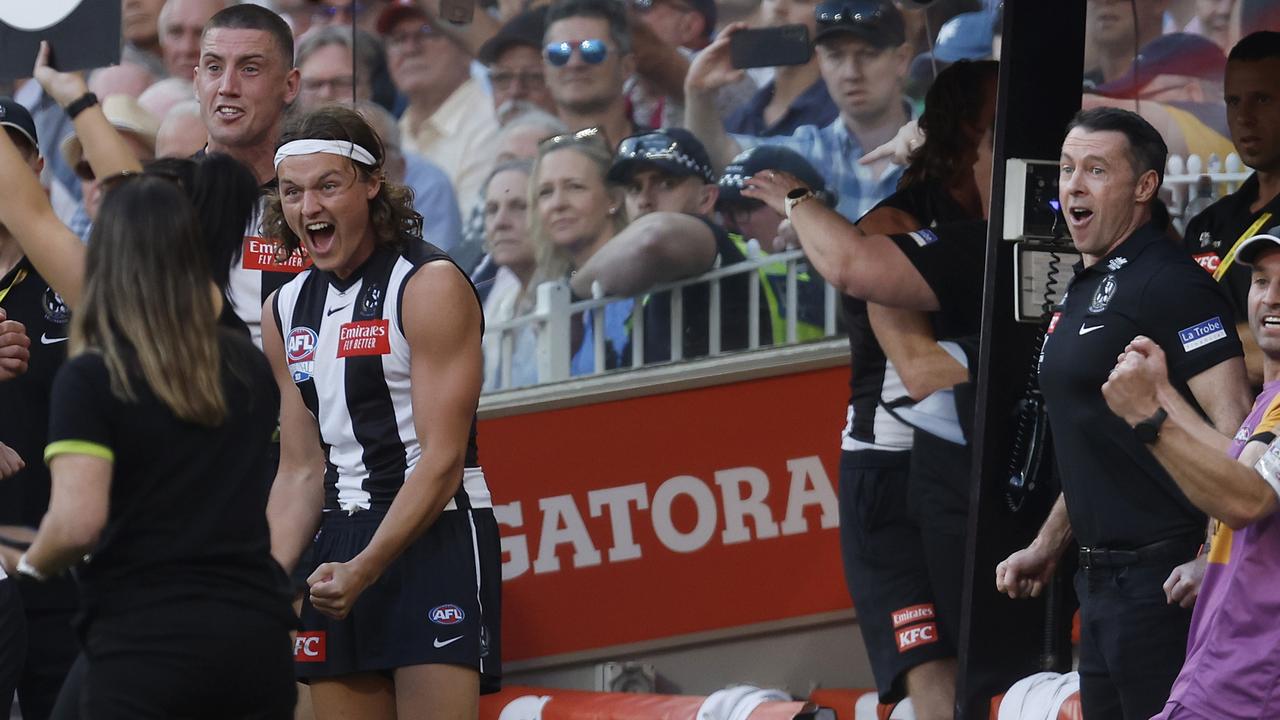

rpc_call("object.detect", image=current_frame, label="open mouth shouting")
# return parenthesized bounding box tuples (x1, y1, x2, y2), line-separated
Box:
(1067, 205, 1094, 230)
(305, 221, 337, 255)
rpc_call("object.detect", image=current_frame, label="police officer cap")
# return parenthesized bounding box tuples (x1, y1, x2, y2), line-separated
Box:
(717, 145, 830, 206)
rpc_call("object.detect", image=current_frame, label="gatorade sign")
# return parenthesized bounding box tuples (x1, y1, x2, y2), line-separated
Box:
(479, 365, 853, 662)
(0, 2, 120, 81)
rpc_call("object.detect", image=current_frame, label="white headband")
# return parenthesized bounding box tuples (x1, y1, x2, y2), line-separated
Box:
(273, 139, 377, 170)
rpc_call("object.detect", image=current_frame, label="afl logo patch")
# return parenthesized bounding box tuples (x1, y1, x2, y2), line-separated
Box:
(1089, 274, 1117, 313)
(43, 288, 70, 324)
(287, 327, 318, 382)
(429, 604, 465, 625)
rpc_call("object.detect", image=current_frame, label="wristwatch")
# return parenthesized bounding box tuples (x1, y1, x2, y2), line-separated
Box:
(64, 92, 99, 121)
(784, 187, 815, 220)
(1134, 407, 1168, 444)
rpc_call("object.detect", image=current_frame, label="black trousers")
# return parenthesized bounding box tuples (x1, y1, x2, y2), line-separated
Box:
(1075, 561, 1195, 720)
(15, 577, 79, 720)
(50, 598, 295, 720)
(0, 579, 26, 717)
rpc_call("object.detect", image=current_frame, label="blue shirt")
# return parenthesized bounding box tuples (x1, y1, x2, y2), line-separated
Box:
(733, 114, 908, 222)
(571, 299, 636, 376)
(403, 152, 463, 252)
(724, 78, 839, 138)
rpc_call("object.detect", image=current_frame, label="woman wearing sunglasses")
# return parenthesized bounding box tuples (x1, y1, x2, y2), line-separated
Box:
(262, 105, 500, 719)
(527, 128, 633, 373)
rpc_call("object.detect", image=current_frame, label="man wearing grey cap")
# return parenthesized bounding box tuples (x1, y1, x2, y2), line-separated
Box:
(685, 0, 912, 222)
(0, 97, 78, 720)
(1104, 227, 1280, 719)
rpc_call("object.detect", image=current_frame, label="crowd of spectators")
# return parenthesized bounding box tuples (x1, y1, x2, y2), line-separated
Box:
(3, 0, 1280, 718)
(4, 0, 1265, 394)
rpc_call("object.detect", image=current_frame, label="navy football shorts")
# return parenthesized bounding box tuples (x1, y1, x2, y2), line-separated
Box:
(295, 507, 502, 694)
(838, 449, 957, 703)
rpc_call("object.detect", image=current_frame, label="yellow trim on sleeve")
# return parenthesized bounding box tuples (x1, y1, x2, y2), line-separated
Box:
(44, 440, 114, 464)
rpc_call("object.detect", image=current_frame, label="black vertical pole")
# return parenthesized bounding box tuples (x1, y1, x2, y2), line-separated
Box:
(956, 2, 1086, 718)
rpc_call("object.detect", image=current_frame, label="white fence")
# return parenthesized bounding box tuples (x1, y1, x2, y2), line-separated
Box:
(483, 154, 1250, 393)
(484, 242, 840, 390)
(1164, 152, 1251, 233)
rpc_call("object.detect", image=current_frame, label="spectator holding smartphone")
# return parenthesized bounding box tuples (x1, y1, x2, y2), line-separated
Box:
(686, 0, 912, 222)
(723, 0, 840, 137)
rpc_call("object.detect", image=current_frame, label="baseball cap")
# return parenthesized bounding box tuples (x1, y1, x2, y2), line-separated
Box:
(1235, 226, 1280, 266)
(0, 97, 39, 154)
(933, 10, 995, 63)
(61, 95, 159, 172)
(813, 0, 905, 47)
(1093, 33, 1227, 98)
(607, 128, 716, 184)
(376, 0, 428, 35)
(478, 6, 550, 65)
(717, 145, 828, 205)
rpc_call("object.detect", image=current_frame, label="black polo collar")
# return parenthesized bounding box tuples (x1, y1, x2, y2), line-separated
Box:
(1073, 222, 1166, 276)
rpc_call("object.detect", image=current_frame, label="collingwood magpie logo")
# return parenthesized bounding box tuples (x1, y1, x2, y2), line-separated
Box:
(361, 286, 382, 315)
(0, 1, 85, 30)
(1089, 274, 1118, 313)
(43, 288, 70, 324)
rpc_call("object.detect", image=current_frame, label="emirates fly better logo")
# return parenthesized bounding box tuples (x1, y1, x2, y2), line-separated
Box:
(0, 1, 85, 30)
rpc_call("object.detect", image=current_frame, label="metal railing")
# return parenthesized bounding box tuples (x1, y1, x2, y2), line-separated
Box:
(483, 242, 841, 391)
(484, 153, 1257, 393)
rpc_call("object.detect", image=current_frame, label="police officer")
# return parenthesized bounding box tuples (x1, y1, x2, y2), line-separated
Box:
(998, 108, 1252, 720)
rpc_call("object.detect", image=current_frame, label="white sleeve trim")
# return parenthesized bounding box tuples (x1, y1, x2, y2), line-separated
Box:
(1252, 437, 1280, 501)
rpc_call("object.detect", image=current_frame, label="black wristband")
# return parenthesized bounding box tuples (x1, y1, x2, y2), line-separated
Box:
(64, 92, 99, 120)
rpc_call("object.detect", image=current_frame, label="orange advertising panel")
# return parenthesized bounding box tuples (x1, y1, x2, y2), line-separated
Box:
(479, 366, 854, 662)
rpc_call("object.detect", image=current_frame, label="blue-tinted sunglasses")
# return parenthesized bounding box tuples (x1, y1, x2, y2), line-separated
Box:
(544, 39, 609, 66)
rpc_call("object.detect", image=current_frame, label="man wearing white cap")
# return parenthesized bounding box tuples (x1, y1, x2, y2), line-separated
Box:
(1104, 227, 1280, 719)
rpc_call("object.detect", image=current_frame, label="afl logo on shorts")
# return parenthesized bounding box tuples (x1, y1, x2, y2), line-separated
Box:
(429, 604, 465, 625)
(43, 288, 70, 324)
(287, 327, 318, 382)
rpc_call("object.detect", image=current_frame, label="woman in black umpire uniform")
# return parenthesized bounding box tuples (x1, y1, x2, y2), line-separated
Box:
(0, 137, 296, 718)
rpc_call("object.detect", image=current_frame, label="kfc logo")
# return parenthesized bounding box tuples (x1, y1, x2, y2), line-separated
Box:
(896, 622, 938, 652)
(294, 632, 326, 662)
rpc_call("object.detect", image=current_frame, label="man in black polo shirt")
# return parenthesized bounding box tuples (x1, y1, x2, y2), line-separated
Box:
(998, 108, 1252, 720)
(0, 97, 78, 720)
(1182, 31, 1280, 387)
